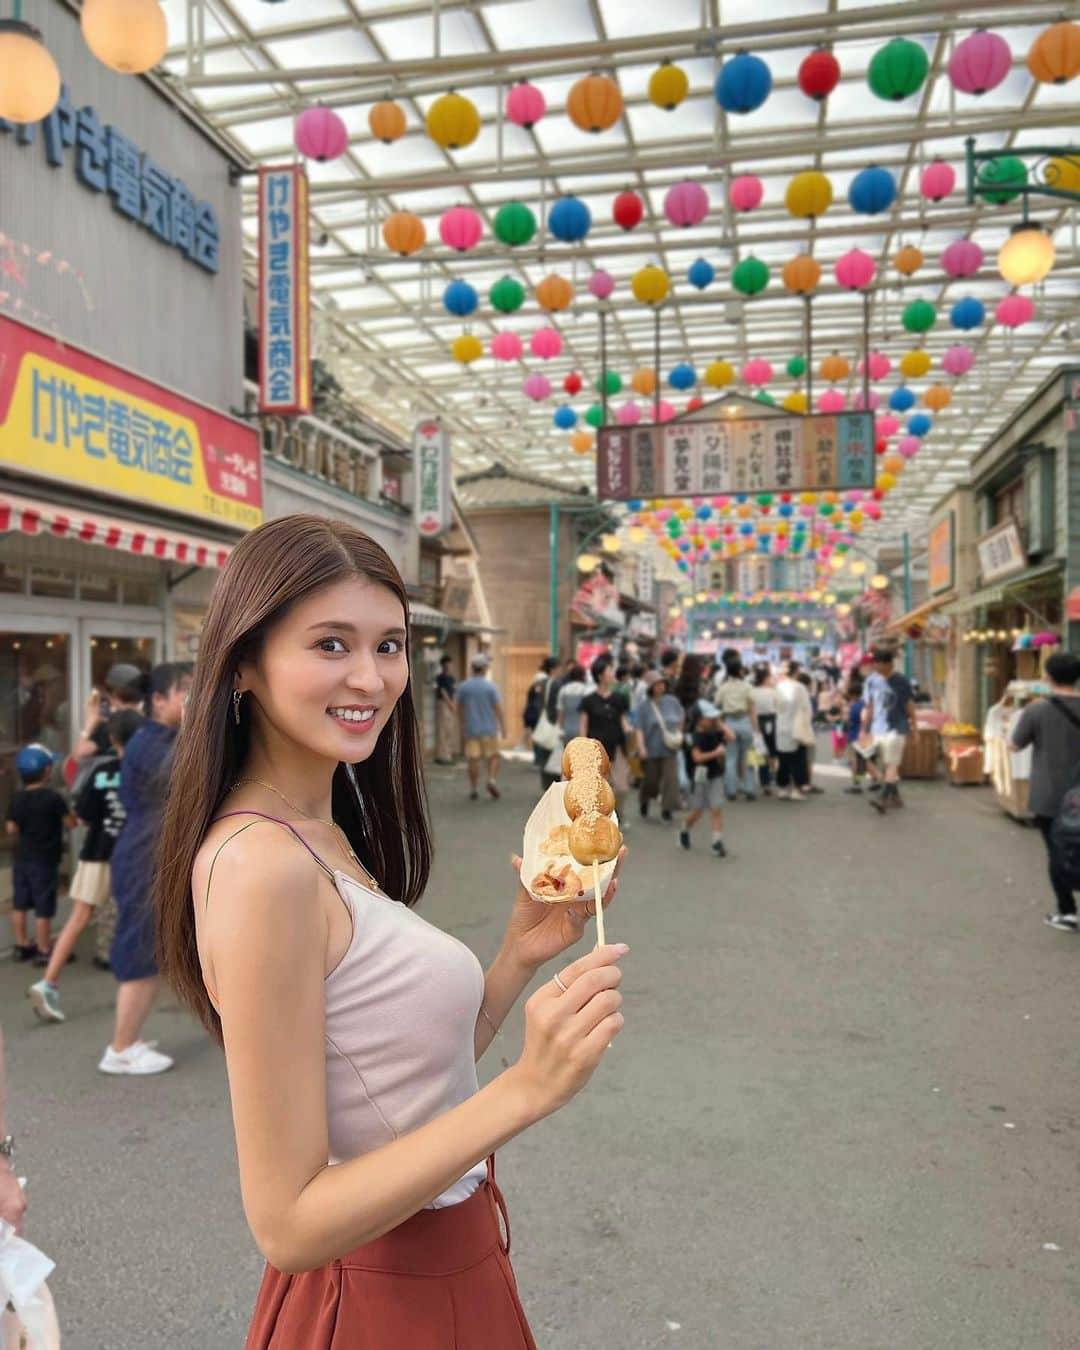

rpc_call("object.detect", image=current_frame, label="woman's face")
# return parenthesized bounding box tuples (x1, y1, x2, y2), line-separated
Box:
(242, 576, 409, 765)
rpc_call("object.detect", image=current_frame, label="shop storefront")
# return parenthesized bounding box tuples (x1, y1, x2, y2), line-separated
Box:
(0, 2, 252, 855)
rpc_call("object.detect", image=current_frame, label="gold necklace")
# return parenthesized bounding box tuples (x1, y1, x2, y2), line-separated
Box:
(229, 776, 374, 886)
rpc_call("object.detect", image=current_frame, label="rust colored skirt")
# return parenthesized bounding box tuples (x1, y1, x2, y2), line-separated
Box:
(245, 1157, 536, 1349)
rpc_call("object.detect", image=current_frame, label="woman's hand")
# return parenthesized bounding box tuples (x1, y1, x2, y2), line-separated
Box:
(502, 848, 626, 972)
(510, 943, 628, 1120)
(0, 1163, 26, 1235)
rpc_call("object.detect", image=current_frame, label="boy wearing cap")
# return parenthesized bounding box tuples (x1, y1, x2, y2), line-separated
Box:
(679, 701, 733, 857)
(5, 745, 74, 963)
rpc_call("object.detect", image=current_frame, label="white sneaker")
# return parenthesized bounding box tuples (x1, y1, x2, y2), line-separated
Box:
(98, 1040, 174, 1075)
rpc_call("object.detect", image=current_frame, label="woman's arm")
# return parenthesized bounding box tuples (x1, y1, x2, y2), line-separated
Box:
(200, 826, 626, 1275)
(474, 945, 534, 1060)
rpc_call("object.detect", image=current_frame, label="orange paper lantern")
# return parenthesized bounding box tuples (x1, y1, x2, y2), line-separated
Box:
(369, 100, 406, 143)
(819, 352, 850, 383)
(1027, 21, 1080, 84)
(782, 253, 821, 294)
(924, 384, 952, 412)
(382, 210, 425, 256)
(536, 273, 574, 312)
(571, 430, 594, 454)
(893, 244, 924, 276)
(567, 74, 623, 133)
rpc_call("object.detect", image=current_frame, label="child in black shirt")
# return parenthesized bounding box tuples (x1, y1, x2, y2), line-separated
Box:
(679, 702, 734, 858)
(6, 744, 73, 962)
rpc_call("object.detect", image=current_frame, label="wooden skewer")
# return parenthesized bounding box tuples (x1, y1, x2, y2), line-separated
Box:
(592, 859, 606, 947)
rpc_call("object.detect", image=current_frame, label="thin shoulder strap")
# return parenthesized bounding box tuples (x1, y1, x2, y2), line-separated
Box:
(1049, 697, 1080, 735)
(204, 811, 336, 914)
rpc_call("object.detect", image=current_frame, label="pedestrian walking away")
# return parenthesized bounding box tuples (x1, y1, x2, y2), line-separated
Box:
(454, 653, 506, 800)
(153, 515, 626, 1348)
(750, 663, 779, 794)
(100, 662, 192, 1076)
(434, 655, 458, 765)
(775, 662, 814, 800)
(1009, 652, 1080, 932)
(5, 745, 74, 966)
(636, 670, 684, 821)
(715, 655, 759, 801)
(862, 648, 915, 814)
(28, 710, 143, 1024)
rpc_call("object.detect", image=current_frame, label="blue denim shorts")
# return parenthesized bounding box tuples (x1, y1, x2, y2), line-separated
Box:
(13, 859, 59, 919)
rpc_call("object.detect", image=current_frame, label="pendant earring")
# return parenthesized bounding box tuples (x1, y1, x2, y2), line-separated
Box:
(233, 689, 243, 725)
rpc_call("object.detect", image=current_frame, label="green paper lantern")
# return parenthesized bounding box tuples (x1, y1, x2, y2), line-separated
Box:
(493, 200, 537, 247)
(902, 299, 937, 334)
(585, 403, 605, 428)
(819, 504, 835, 516)
(978, 155, 1028, 206)
(786, 355, 806, 378)
(594, 370, 623, 396)
(489, 275, 526, 314)
(867, 38, 929, 101)
(754, 390, 775, 405)
(756, 493, 774, 506)
(732, 256, 770, 296)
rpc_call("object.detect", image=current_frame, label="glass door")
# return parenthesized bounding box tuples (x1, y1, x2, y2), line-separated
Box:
(79, 620, 162, 722)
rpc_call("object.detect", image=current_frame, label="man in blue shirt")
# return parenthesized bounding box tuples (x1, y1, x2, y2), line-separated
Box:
(861, 647, 915, 813)
(455, 653, 506, 800)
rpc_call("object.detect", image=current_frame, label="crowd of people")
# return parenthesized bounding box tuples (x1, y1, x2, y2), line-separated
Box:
(12, 660, 193, 1074)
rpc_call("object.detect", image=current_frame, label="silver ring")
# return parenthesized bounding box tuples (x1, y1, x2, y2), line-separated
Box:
(552, 972, 569, 994)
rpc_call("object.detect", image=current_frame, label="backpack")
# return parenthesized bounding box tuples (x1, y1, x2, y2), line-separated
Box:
(1047, 699, 1080, 886)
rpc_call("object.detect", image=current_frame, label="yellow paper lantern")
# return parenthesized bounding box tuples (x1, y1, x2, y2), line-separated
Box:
(900, 348, 932, 379)
(849, 510, 865, 527)
(451, 334, 483, 365)
(782, 253, 821, 294)
(81, 0, 167, 75)
(997, 224, 1056, 288)
(924, 384, 952, 412)
(893, 244, 924, 277)
(677, 506, 693, 521)
(648, 61, 689, 110)
(704, 359, 734, 388)
(0, 20, 60, 122)
(819, 352, 850, 383)
(632, 368, 657, 397)
(382, 211, 426, 256)
(783, 391, 808, 414)
(1046, 156, 1080, 195)
(631, 265, 670, 306)
(567, 74, 623, 133)
(799, 492, 817, 505)
(876, 472, 897, 492)
(426, 92, 481, 150)
(536, 273, 574, 312)
(785, 171, 833, 220)
(571, 430, 594, 454)
(369, 100, 407, 144)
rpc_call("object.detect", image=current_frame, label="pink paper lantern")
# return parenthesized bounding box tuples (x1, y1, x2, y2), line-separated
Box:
(919, 161, 956, 201)
(523, 373, 551, 401)
(876, 414, 901, 438)
(864, 501, 882, 521)
(742, 358, 773, 387)
(996, 294, 1034, 328)
(506, 81, 546, 129)
(799, 505, 816, 517)
(491, 332, 523, 362)
(859, 350, 893, 381)
(817, 389, 846, 413)
(664, 179, 710, 229)
(846, 489, 866, 503)
(898, 435, 921, 458)
(729, 174, 764, 212)
(834, 248, 876, 290)
(941, 238, 984, 278)
(657, 400, 676, 422)
(948, 30, 1011, 95)
(294, 106, 349, 162)
(588, 269, 616, 300)
(852, 390, 881, 411)
(439, 206, 484, 252)
(617, 402, 642, 426)
(941, 343, 975, 376)
(530, 327, 563, 360)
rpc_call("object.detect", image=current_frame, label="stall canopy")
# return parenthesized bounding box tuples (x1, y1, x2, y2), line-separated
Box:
(941, 560, 1064, 616)
(884, 594, 954, 637)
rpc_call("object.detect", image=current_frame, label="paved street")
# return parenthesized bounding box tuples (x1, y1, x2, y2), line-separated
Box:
(5, 756, 1080, 1350)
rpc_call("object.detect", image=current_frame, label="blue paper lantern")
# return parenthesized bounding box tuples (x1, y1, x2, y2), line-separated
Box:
(548, 195, 592, 243)
(696, 505, 712, 520)
(677, 560, 689, 571)
(908, 413, 932, 437)
(715, 52, 772, 114)
(668, 363, 697, 391)
(950, 296, 985, 331)
(442, 279, 478, 317)
(628, 498, 644, 511)
(888, 386, 916, 412)
(553, 405, 578, 430)
(740, 523, 754, 536)
(779, 503, 793, 517)
(688, 258, 715, 290)
(848, 165, 896, 215)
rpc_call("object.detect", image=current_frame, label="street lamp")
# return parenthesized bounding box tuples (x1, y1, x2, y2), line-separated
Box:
(998, 222, 1055, 287)
(576, 552, 601, 571)
(600, 532, 621, 554)
(870, 573, 890, 590)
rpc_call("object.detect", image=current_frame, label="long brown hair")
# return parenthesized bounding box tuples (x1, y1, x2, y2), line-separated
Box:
(154, 515, 432, 1044)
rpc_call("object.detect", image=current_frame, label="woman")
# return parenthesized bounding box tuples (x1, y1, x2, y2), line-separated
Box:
(751, 664, 779, 795)
(775, 661, 814, 801)
(715, 656, 758, 802)
(555, 663, 588, 741)
(580, 654, 633, 823)
(674, 655, 707, 798)
(154, 517, 627, 1348)
(635, 670, 683, 821)
(434, 655, 457, 765)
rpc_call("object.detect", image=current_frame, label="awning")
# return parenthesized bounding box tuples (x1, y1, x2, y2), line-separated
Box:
(408, 601, 452, 630)
(942, 561, 1064, 617)
(884, 593, 954, 637)
(0, 490, 234, 569)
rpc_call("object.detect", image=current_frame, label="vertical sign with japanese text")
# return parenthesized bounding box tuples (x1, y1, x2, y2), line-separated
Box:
(928, 512, 955, 594)
(413, 419, 451, 538)
(258, 165, 311, 415)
